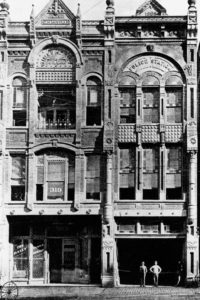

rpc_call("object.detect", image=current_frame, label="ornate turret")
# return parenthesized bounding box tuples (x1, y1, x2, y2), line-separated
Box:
(0, 0, 9, 12)
(188, 0, 196, 7)
(106, 0, 114, 8)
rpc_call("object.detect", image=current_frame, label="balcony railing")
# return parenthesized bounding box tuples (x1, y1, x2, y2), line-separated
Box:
(38, 120, 76, 130)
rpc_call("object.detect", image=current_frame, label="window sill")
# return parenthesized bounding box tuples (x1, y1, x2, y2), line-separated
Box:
(82, 126, 103, 129)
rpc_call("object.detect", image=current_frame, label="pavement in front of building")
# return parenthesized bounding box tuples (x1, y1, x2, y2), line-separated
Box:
(17, 285, 200, 300)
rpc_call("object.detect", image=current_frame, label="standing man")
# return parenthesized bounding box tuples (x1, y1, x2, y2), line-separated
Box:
(150, 261, 162, 287)
(139, 261, 147, 287)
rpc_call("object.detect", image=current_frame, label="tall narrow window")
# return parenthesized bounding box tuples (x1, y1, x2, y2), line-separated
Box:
(13, 77, 28, 126)
(13, 239, 28, 278)
(166, 147, 182, 200)
(119, 147, 135, 200)
(166, 88, 182, 123)
(36, 152, 75, 201)
(143, 88, 159, 123)
(165, 76, 183, 123)
(86, 77, 102, 126)
(119, 76, 136, 124)
(11, 154, 26, 201)
(143, 147, 159, 200)
(86, 155, 101, 200)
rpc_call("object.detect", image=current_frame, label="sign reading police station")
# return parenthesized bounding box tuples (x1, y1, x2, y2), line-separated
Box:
(124, 56, 178, 75)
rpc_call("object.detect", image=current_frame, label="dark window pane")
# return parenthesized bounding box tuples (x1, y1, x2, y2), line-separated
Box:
(36, 184, 43, 201)
(120, 188, 135, 200)
(13, 110, 26, 126)
(11, 186, 25, 201)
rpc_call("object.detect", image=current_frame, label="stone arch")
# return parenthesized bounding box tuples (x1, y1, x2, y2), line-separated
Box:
(28, 37, 83, 66)
(7, 72, 28, 86)
(82, 72, 103, 85)
(117, 52, 186, 84)
(32, 143, 78, 154)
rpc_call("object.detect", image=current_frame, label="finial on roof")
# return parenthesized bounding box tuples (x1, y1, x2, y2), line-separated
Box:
(106, 0, 114, 8)
(77, 3, 81, 16)
(31, 4, 35, 18)
(0, 0, 9, 12)
(188, 0, 196, 7)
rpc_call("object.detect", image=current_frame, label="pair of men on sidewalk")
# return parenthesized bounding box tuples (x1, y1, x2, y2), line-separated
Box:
(139, 261, 162, 287)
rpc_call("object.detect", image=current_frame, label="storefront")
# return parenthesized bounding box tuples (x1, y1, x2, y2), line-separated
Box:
(9, 216, 101, 284)
(115, 218, 186, 286)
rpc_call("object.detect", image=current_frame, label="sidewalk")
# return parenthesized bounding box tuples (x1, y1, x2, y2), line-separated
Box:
(17, 286, 200, 300)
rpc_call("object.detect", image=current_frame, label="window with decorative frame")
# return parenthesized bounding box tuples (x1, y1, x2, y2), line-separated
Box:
(119, 76, 136, 124)
(143, 87, 159, 123)
(119, 147, 135, 200)
(86, 77, 102, 126)
(12, 77, 28, 126)
(11, 154, 26, 201)
(36, 151, 75, 201)
(166, 146, 182, 199)
(165, 76, 183, 123)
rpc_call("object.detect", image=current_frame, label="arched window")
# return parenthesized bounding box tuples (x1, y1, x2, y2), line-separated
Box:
(142, 76, 160, 123)
(86, 77, 102, 126)
(119, 76, 136, 124)
(165, 76, 183, 124)
(12, 77, 28, 126)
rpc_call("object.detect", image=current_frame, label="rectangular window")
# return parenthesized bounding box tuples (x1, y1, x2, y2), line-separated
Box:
(166, 88, 182, 123)
(86, 155, 101, 200)
(119, 88, 136, 123)
(11, 155, 26, 201)
(143, 88, 159, 123)
(36, 154, 74, 201)
(33, 240, 44, 279)
(119, 148, 135, 200)
(87, 86, 101, 126)
(47, 161, 65, 200)
(13, 239, 28, 278)
(37, 85, 76, 130)
(166, 147, 182, 200)
(143, 148, 159, 200)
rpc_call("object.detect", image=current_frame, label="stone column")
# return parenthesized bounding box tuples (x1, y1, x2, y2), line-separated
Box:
(26, 152, 35, 211)
(101, 152, 115, 287)
(186, 150, 199, 279)
(74, 151, 84, 211)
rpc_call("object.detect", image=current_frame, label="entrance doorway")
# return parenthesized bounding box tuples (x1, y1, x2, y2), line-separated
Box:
(117, 239, 184, 285)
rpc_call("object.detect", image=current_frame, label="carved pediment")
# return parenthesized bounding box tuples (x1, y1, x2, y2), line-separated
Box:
(136, 0, 167, 16)
(35, 0, 75, 28)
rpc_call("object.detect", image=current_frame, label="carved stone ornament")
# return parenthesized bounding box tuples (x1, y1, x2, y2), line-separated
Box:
(36, 47, 76, 69)
(146, 44, 155, 52)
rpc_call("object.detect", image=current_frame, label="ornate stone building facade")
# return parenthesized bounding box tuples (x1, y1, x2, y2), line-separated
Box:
(0, 0, 199, 287)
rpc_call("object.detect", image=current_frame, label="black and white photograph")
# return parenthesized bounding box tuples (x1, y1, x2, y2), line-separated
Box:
(0, 0, 200, 299)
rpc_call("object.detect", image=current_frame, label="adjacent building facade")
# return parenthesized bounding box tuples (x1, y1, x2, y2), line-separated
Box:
(0, 0, 199, 287)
